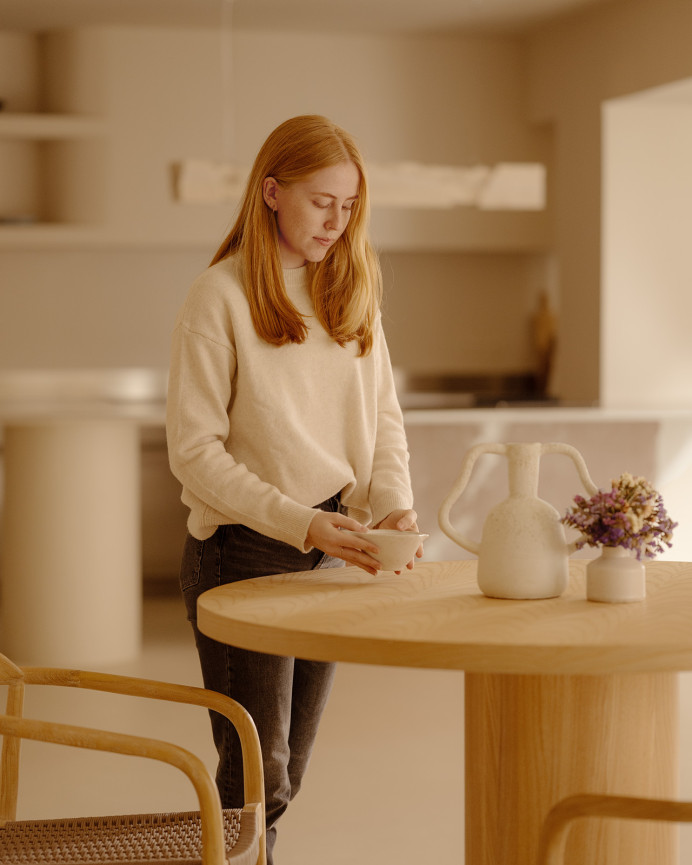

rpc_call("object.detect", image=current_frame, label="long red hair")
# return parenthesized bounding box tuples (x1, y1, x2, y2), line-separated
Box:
(210, 115, 381, 356)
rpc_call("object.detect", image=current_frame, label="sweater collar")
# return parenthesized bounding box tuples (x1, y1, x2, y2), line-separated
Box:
(282, 265, 309, 292)
(283, 266, 312, 314)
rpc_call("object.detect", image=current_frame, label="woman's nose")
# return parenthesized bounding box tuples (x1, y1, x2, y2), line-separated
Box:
(324, 207, 346, 233)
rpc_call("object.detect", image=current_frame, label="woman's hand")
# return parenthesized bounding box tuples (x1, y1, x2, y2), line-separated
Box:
(373, 508, 424, 572)
(306, 510, 382, 576)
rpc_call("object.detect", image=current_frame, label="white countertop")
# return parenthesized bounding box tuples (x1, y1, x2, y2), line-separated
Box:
(0, 368, 168, 425)
(403, 405, 692, 424)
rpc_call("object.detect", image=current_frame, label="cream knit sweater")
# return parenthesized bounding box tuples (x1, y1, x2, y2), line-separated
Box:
(166, 255, 413, 552)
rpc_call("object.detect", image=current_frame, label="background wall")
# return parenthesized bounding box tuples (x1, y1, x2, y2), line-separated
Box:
(381, 251, 548, 375)
(0, 26, 550, 381)
(527, 0, 692, 402)
(0, 248, 548, 377)
(602, 91, 692, 409)
(4, 1, 692, 399)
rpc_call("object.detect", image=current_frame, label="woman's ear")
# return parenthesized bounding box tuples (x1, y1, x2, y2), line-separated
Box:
(263, 177, 278, 212)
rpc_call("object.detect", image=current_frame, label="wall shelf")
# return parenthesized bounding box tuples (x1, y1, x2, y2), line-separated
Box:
(0, 225, 217, 249)
(0, 29, 107, 233)
(0, 27, 552, 252)
(0, 113, 105, 140)
(0, 223, 104, 247)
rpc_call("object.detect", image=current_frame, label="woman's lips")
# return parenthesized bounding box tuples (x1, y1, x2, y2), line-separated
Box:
(314, 237, 333, 247)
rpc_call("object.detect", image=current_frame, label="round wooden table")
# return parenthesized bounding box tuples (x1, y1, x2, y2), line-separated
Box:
(197, 558, 692, 865)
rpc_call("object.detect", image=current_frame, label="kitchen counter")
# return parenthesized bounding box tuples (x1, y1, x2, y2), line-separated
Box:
(0, 368, 167, 425)
(403, 404, 692, 423)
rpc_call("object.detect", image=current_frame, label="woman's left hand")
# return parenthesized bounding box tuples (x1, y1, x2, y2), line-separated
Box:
(373, 508, 424, 572)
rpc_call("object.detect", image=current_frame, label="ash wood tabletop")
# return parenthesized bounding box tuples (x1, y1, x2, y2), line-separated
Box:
(197, 558, 692, 675)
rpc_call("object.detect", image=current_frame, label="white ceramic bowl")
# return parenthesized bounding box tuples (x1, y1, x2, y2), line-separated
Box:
(343, 529, 428, 571)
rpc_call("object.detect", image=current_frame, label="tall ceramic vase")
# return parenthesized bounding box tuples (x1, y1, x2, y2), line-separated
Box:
(438, 442, 598, 600)
(586, 546, 646, 603)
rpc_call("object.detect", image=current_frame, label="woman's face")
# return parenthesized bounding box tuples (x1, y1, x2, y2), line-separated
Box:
(263, 161, 360, 269)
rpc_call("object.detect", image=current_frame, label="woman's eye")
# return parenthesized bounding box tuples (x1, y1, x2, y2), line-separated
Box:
(313, 200, 354, 212)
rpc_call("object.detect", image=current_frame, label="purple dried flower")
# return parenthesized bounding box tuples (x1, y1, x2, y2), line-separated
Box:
(561, 472, 677, 560)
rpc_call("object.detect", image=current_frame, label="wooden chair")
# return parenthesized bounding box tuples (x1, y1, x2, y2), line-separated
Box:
(0, 653, 266, 865)
(537, 793, 692, 864)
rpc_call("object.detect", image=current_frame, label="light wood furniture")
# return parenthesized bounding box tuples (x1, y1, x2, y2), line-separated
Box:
(0, 653, 266, 865)
(537, 794, 692, 865)
(197, 559, 692, 865)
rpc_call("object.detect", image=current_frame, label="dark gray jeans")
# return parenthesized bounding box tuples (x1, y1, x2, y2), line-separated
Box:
(179, 496, 342, 864)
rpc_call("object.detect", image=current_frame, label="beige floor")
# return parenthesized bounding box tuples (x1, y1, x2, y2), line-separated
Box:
(6, 592, 692, 865)
(5, 592, 465, 865)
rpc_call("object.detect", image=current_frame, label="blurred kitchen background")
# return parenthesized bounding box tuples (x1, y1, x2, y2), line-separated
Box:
(2, 0, 692, 580)
(1, 0, 692, 862)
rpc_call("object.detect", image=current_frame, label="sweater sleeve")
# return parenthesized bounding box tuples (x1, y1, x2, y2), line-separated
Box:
(166, 289, 319, 551)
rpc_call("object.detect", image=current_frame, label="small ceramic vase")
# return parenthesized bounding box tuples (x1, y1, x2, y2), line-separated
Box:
(586, 546, 646, 603)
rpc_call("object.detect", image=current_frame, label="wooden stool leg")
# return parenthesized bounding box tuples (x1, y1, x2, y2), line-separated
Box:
(465, 672, 679, 865)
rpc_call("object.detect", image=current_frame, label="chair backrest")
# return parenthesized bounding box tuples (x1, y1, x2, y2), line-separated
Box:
(537, 794, 692, 865)
(0, 654, 25, 824)
(0, 655, 24, 683)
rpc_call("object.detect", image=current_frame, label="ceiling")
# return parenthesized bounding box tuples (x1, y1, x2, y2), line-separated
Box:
(0, 0, 614, 35)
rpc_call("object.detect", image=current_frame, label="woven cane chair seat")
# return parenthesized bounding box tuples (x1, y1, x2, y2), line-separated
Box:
(0, 808, 259, 865)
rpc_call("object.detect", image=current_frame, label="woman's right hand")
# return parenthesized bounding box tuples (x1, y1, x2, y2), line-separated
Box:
(306, 510, 382, 576)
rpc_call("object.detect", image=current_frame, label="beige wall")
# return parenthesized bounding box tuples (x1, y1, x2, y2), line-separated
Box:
(0, 249, 205, 370)
(603, 92, 692, 409)
(0, 248, 548, 376)
(381, 250, 547, 375)
(4, 0, 692, 391)
(527, 0, 692, 402)
(0, 25, 548, 377)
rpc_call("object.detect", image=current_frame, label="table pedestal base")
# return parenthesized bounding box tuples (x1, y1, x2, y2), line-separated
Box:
(0, 422, 142, 666)
(465, 672, 678, 865)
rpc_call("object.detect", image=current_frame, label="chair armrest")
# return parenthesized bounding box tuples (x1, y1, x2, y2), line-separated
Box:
(0, 712, 227, 865)
(20, 667, 265, 810)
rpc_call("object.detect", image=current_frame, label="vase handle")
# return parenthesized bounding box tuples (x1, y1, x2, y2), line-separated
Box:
(438, 442, 507, 554)
(541, 442, 599, 496)
(541, 442, 599, 554)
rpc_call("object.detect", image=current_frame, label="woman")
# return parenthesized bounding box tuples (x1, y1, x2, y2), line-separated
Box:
(166, 114, 422, 863)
